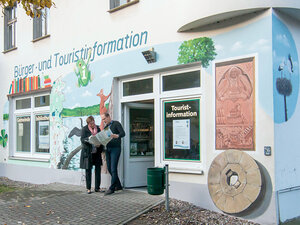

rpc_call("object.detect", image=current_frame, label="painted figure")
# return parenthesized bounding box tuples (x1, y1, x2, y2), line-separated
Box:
(97, 89, 111, 130)
(74, 48, 93, 87)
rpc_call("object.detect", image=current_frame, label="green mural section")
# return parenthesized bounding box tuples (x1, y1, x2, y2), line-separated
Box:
(62, 104, 99, 117)
(177, 37, 217, 68)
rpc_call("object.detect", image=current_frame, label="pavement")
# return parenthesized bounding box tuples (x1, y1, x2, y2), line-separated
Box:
(0, 183, 164, 225)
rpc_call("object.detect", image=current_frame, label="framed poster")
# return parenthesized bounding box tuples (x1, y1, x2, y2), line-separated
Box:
(215, 57, 255, 150)
(164, 98, 200, 161)
(173, 119, 190, 149)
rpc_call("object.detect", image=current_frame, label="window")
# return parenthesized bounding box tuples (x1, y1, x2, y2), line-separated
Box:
(109, 0, 139, 11)
(33, 7, 49, 40)
(123, 78, 153, 96)
(12, 93, 50, 159)
(3, 4, 17, 51)
(163, 98, 200, 161)
(160, 67, 203, 173)
(162, 70, 200, 92)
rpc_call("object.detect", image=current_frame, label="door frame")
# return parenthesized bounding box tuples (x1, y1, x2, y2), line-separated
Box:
(122, 102, 155, 188)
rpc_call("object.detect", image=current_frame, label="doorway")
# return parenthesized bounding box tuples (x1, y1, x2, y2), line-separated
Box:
(123, 101, 154, 188)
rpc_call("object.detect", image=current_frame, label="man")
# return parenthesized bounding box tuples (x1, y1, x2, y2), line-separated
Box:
(101, 112, 125, 195)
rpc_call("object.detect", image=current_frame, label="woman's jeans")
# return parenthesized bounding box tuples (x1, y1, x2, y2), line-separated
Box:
(106, 147, 122, 191)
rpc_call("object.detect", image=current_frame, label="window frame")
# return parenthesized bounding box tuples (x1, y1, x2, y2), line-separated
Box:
(119, 64, 205, 174)
(121, 75, 155, 102)
(159, 67, 204, 174)
(3, 4, 17, 52)
(108, 0, 139, 12)
(10, 92, 50, 161)
(33, 7, 50, 41)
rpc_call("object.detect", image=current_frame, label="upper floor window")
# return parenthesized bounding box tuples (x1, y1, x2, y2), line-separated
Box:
(33, 7, 49, 40)
(109, 0, 139, 11)
(3, 4, 17, 51)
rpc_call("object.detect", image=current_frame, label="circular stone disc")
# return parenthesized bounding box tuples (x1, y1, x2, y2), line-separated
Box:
(208, 150, 262, 214)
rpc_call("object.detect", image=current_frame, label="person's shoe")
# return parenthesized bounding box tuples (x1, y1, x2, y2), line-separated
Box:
(87, 189, 92, 194)
(104, 189, 114, 196)
(95, 188, 106, 193)
(115, 186, 123, 191)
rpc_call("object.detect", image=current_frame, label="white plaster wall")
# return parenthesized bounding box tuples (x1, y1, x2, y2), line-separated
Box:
(0, 163, 111, 188)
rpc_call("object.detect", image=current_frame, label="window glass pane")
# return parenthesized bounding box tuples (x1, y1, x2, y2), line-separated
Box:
(164, 99, 200, 161)
(35, 95, 50, 107)
(16, 98, 31, 109)
(35, 114, 50, 153)
(130, 108, 154, 157)
(120, 0, 127, 5)
(123, 78, 153, 96)
(16, 116, 31, 152)
(8, 24, 13, 48)
(163, 70, 200, 91)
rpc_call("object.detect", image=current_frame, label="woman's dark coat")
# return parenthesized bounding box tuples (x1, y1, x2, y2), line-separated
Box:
(80, 125, 103, 169)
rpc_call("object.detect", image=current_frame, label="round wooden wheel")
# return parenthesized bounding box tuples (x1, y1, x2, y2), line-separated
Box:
(208, 150, 262, 214)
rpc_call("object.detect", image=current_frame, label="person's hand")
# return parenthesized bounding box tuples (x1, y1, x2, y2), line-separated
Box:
(111, 134, 119, 139)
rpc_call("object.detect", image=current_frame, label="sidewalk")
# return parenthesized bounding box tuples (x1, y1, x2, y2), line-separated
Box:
(0, 182, 164, 225)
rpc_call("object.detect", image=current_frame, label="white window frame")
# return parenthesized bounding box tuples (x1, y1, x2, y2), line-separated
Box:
(33, 7, 50, 41)
(3, 4, 17, 51)
(10, 92, 50, 161)
(119, 64, 205, 174)
(109, 0, 139, 11)
(160, 66, 204, 174)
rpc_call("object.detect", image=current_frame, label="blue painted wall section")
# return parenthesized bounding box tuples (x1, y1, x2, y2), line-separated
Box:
(273, 13, 300, 193)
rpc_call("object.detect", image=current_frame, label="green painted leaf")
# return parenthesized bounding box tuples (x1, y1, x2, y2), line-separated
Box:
(1, 129, 5, 137)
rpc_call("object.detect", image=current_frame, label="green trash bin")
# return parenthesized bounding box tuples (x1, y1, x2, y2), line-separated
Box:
(147, 167, 165, 195)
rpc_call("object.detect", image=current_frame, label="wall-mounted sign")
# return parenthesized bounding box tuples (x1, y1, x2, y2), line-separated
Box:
(164, 98, 200, 161)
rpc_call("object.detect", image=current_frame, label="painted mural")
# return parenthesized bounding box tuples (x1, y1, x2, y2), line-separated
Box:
(74, 48, 93, 87)
(2, 35, 217, 169)
(1, 102, 9, 150)
(215, 57, 255, 150)
(56, 57, 114, 171)
(50, 78, 68, 168)
(177, 37, 216, 68)
(273, 15, 299, 123)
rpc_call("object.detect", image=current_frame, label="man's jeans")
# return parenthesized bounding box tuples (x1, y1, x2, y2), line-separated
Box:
(106, 147, 122, 190)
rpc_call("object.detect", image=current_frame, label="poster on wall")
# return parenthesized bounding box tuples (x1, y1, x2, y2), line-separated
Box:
(18, 123, 24, 137)
(39, 121, 49, 149)
(173, 119, 190, 149)
(215, 57, 255, 150)
(164, 99, 200, 161)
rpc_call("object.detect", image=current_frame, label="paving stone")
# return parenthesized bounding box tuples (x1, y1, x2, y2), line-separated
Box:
(0, 183, 164, 225)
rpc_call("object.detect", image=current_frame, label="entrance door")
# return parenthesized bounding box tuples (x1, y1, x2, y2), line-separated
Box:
(123, 102, 154, 188)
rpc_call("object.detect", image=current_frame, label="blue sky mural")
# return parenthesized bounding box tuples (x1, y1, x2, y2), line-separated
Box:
(273, 14, 299, 123)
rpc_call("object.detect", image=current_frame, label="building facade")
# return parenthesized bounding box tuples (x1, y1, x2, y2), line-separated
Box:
(1, 0, 300, 224)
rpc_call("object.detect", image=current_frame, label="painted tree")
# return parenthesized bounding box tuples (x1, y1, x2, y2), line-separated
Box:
(0, 0, 55, 17)
(178, 37, 217, 68)
(276, 54, 293, 122)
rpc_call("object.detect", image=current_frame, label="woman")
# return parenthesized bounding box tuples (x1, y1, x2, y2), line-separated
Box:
(80, 116, 103, 194)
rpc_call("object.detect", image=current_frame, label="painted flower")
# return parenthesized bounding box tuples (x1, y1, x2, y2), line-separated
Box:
(0, 129, 8, 148)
